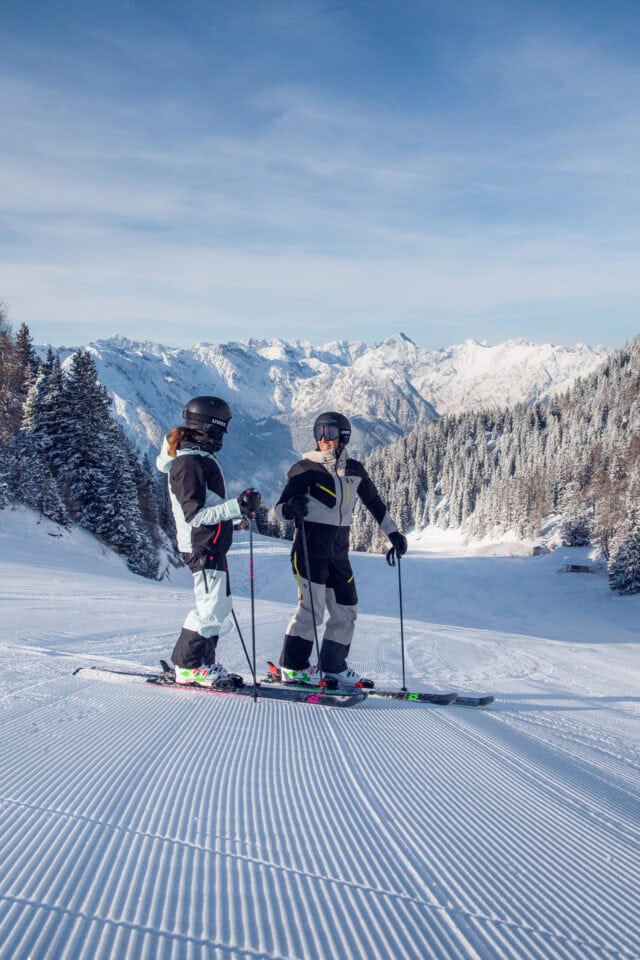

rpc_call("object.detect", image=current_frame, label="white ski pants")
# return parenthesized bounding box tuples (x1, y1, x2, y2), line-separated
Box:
(183, 568, 233, 639)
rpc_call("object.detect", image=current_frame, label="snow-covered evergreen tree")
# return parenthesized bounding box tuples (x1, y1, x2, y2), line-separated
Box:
(7, 431, 68, 527)
(608, 509, 640, 595)
(0, 311, 40, 441)
(93, 426, 158, 576)
(32, 349, 69, 467)
(1, 330, 69, 524)
(14, 323, 38, 376)
(55, 349, 114, 521)
(0, 307, 20, 441)
(559, 482, 593, 546)
(55, 351, 161, 576)
(561, 509, 593, 548)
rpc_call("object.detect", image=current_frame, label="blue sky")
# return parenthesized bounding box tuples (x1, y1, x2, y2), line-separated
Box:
(1, 0, 639, 350)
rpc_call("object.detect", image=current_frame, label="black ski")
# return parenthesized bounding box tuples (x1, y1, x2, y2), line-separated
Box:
(265, 662, 492, 707)
(73, 665, 367, 708)
(449, 692, 494, 707)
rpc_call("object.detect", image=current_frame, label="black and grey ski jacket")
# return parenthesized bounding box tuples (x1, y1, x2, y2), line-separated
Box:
(274, 449, 398, 560)
(156, 435, 242, 567)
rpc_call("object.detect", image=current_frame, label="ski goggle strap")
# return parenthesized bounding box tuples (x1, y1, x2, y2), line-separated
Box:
(314, 423, 341, 441)
(188, 414, 229, 432)
(206, 417, 230, 432)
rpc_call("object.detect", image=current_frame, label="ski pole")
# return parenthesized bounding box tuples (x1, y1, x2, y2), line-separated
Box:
(386, 546, 407, 691)
(231, 607, 256, 685)
(248, 517, 258, 702)
(299, 518, 324, 682)
(397, 555, 407, 691)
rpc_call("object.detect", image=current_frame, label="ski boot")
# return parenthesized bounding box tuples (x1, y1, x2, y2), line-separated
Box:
(323, 667, 375, 689)
(278, 666, 324, 687)
(174, 663, 243, 691)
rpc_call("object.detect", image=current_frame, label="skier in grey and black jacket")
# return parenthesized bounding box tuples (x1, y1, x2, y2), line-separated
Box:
(274, 411, 407, 688)
(156, 396, 261, 688)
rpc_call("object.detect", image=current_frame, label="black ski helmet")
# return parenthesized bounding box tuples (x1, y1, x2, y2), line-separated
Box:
(313, 411, 351, 449)
(183, 396, 232, 450)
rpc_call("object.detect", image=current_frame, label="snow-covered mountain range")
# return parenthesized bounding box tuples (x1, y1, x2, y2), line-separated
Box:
(56, 333, 608, 497)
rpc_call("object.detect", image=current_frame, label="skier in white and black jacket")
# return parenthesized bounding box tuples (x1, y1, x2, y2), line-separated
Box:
(156, 396, 261, 688)
(274, 411, 407, 687)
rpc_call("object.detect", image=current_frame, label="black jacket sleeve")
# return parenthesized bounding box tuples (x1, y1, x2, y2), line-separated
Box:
(275, 459, 318, 518)
(276, 472, 311, 510)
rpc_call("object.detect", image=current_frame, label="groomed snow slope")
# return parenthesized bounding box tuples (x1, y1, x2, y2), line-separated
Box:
(0, 509, 638, 960)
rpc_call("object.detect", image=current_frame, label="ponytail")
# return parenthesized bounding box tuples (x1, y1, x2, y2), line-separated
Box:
(167, 427, 189, 458)
(166, 425, 208, 457)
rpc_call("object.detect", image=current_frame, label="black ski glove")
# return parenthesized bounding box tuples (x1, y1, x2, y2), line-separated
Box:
(282, 494, 309, 521)
(386, 531, 408, 565)
(237, 488, 262, 517)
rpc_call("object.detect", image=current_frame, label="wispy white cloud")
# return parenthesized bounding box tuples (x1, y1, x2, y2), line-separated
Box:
(1, 2, 639, 349)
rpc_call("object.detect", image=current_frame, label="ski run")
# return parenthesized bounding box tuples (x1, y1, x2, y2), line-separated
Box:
(0, 507, 639, 960)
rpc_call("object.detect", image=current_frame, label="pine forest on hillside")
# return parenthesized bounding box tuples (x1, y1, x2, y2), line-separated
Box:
(0, 309, 174, 578)
(349, 335, 640, 593)
(1, 304, 639, 593)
